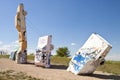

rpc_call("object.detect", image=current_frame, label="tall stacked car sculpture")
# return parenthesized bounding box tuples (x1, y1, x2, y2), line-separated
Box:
(15, 3, 27, 64)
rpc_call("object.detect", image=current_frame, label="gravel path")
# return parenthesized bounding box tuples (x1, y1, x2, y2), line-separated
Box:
(0, 58, 120, 80)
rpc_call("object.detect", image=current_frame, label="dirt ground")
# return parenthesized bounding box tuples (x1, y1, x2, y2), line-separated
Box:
(0, 58, 120, 80)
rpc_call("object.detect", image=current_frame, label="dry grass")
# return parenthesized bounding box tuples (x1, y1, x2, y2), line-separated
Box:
(97, 61, 120, 75)
(51, 56, 71, 66)
(0, 55, 9, 58)
(0, 70, 43, 80)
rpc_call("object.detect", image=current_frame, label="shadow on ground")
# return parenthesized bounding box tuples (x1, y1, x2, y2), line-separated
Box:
(80, 73, 120, 80)
(48, 64, 68, 70)
(26, 61, 68, 70)
(26, 61, 34, 65)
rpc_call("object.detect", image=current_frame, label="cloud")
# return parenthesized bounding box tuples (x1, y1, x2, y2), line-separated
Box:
(71, 43, 76, 46)
(28, 48, 35, 54)
(12, 40, 19, 44)
(0, 40, 19, 53)
(0, 40, 35, 55)
(105, 54, 120, 61)
(0, 41, 3, 45)
(2, 45, 11, 49)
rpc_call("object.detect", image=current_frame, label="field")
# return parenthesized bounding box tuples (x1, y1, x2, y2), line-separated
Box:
(1, 54, 120, 75)
(0, 55, 120, 80)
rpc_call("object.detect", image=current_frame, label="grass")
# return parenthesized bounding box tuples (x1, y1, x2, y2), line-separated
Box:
(0, 54, 34, 60)
(96, 61, 120, 75)
(27, 55, 71, 66)
(27, 54, 34, 60)
(51, 56, 71, 66)
(0, 70, 43, 80)
(0, 55, 9, 58)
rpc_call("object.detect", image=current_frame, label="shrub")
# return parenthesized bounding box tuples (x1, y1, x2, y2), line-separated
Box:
(56, 47, 70, 57)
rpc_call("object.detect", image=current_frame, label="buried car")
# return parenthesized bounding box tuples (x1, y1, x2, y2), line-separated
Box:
(67, 33, 112, 75)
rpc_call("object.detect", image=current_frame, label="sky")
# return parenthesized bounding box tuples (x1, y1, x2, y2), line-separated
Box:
(0, 0, 120, 61)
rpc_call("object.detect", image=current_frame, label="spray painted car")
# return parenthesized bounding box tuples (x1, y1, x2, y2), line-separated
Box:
(34, 35, 54, 68)
(67, 33, 112, 74)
